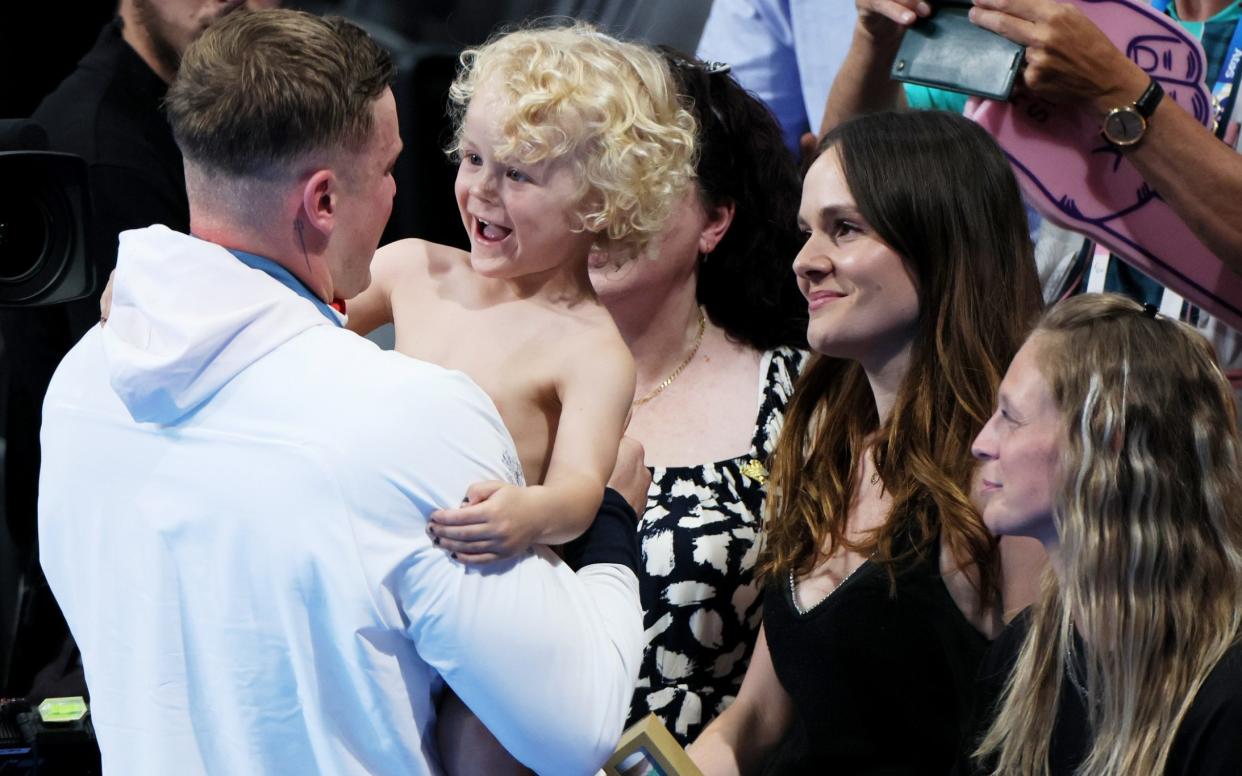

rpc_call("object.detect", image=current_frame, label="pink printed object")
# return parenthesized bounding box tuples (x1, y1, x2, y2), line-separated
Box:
(967, 0, 1242, 330)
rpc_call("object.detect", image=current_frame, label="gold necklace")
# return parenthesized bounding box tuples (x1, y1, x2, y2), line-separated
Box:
(632, 307, 706, 408)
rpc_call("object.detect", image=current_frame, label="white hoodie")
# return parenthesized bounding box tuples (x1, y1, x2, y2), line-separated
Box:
(38, 226, 642, 775)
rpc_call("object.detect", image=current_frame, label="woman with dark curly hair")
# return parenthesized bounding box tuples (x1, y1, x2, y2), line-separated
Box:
(589, 48, 808, 743)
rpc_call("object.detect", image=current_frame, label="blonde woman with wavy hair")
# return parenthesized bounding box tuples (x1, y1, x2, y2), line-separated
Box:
(342, 21, 696, 774)
(969, 293, 1242, 775)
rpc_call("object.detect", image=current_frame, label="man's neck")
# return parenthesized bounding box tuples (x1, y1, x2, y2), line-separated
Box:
(1176, 0, 1233, 22)
(191, 218, 334, 303)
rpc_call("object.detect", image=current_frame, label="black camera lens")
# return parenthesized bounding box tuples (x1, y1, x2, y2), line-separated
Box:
(0, 190, 52, 283)
(0, 148, 93, 306)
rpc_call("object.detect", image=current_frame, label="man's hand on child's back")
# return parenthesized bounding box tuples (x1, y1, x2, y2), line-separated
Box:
(427, 481, 542, 564)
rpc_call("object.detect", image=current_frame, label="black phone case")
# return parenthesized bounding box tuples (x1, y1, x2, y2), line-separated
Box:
(890, 2, 1025, 101)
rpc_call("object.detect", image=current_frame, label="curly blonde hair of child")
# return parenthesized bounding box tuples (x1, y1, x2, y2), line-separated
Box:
(447, 22, 697, 262)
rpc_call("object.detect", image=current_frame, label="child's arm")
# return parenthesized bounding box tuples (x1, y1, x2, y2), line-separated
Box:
(344, 239, 421, 336)
(428, 335, 637, 564)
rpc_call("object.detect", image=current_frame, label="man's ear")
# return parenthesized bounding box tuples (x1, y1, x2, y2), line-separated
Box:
(300, 169, 338, 237)
(699, 200, 736, 255)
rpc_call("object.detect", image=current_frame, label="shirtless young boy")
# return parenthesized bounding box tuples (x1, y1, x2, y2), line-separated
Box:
(347, 24, 694, 563)
(343, 25, 696, 772)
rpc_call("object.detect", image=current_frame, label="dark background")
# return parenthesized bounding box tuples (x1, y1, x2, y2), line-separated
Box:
(0, 0, 712, 700)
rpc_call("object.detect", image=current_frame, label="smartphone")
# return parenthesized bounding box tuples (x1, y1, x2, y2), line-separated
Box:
(890, 0, 1025, 101)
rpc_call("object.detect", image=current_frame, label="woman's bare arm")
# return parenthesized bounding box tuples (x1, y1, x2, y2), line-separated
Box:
(689, 625, 793, 776)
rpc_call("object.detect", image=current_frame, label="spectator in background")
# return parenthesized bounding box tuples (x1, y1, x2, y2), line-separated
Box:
(823, 0, 1242, 396)
(0, 0, 275, 700)
(589, 48, 808, 743)
(695, 0, 857, 159)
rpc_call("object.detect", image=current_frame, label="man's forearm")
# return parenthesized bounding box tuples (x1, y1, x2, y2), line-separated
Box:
(561, 488, 641, 571)
(402, 490, 642, 774)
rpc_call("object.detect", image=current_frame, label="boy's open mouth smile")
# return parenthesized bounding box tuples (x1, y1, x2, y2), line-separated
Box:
(475, 218, 513, 244)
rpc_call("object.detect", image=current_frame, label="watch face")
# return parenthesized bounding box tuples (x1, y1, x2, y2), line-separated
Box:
(1104, 107, 1146, 146)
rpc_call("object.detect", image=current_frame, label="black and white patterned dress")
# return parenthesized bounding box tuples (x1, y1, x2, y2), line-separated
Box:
(628, 346, 807, 744)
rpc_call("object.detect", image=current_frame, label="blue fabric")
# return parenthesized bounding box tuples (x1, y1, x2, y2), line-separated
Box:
(227, 248, 343, 328)
(696, 0, 858, 153)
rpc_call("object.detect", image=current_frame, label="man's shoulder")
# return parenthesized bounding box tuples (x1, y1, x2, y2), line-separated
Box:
(275, 328, 508, 437)
(44, 325, 106, 404)
(291, 326, 493, 397)
(32, 66, 110, 156)
(270, 330, 520, 489)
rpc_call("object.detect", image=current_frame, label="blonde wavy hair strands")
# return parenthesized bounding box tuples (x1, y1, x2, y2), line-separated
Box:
(446, 22, 697, 263)
(976, 294, 1242, 775)
(757, 111, 1043, 607)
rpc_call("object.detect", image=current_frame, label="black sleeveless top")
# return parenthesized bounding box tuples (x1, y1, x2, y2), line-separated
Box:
(763, 531, 989, 775)
(958, 610, 1242, 775)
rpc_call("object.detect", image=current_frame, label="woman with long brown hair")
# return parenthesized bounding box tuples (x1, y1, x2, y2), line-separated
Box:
(690, 109, 1045, 774)
(968, 294, 1242, 775)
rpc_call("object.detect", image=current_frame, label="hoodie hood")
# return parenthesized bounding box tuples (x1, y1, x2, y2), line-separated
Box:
(103, 225, 334, 424)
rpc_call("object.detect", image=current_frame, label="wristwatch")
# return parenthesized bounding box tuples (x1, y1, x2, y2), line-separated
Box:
(1101, 78, 1164, 148)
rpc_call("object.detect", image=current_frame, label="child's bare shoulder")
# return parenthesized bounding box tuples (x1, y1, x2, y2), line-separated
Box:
(372, 238, 470, 291)
(555, 309, 635, 390)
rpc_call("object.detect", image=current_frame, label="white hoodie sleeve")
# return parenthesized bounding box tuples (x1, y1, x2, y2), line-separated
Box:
(341, 361, 642, 776)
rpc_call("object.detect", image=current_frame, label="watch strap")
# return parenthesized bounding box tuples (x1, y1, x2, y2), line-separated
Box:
(1133, 77, 1165, 119)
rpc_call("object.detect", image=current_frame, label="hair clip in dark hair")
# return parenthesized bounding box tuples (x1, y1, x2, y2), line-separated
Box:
(1142, 303, 1159, 319)
(668, 53, 731, 75)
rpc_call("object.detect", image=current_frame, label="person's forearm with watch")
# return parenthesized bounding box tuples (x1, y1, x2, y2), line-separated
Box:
(969, 0, 1242, 273)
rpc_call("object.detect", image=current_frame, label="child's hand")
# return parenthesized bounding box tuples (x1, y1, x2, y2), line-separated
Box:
(427, 481, 544, 564)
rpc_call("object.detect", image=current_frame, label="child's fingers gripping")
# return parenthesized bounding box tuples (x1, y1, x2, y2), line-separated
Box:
(451, 551, 503, 565)
(434, 528, 521, 560)
(427, 521, 492, 546)
(434, 533, 498, 555)
(429, 501, 494, 527)
(464, 479, 507, 505)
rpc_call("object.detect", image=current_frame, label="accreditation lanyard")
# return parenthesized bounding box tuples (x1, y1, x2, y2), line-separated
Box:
(1150, 0, 1242, 138)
